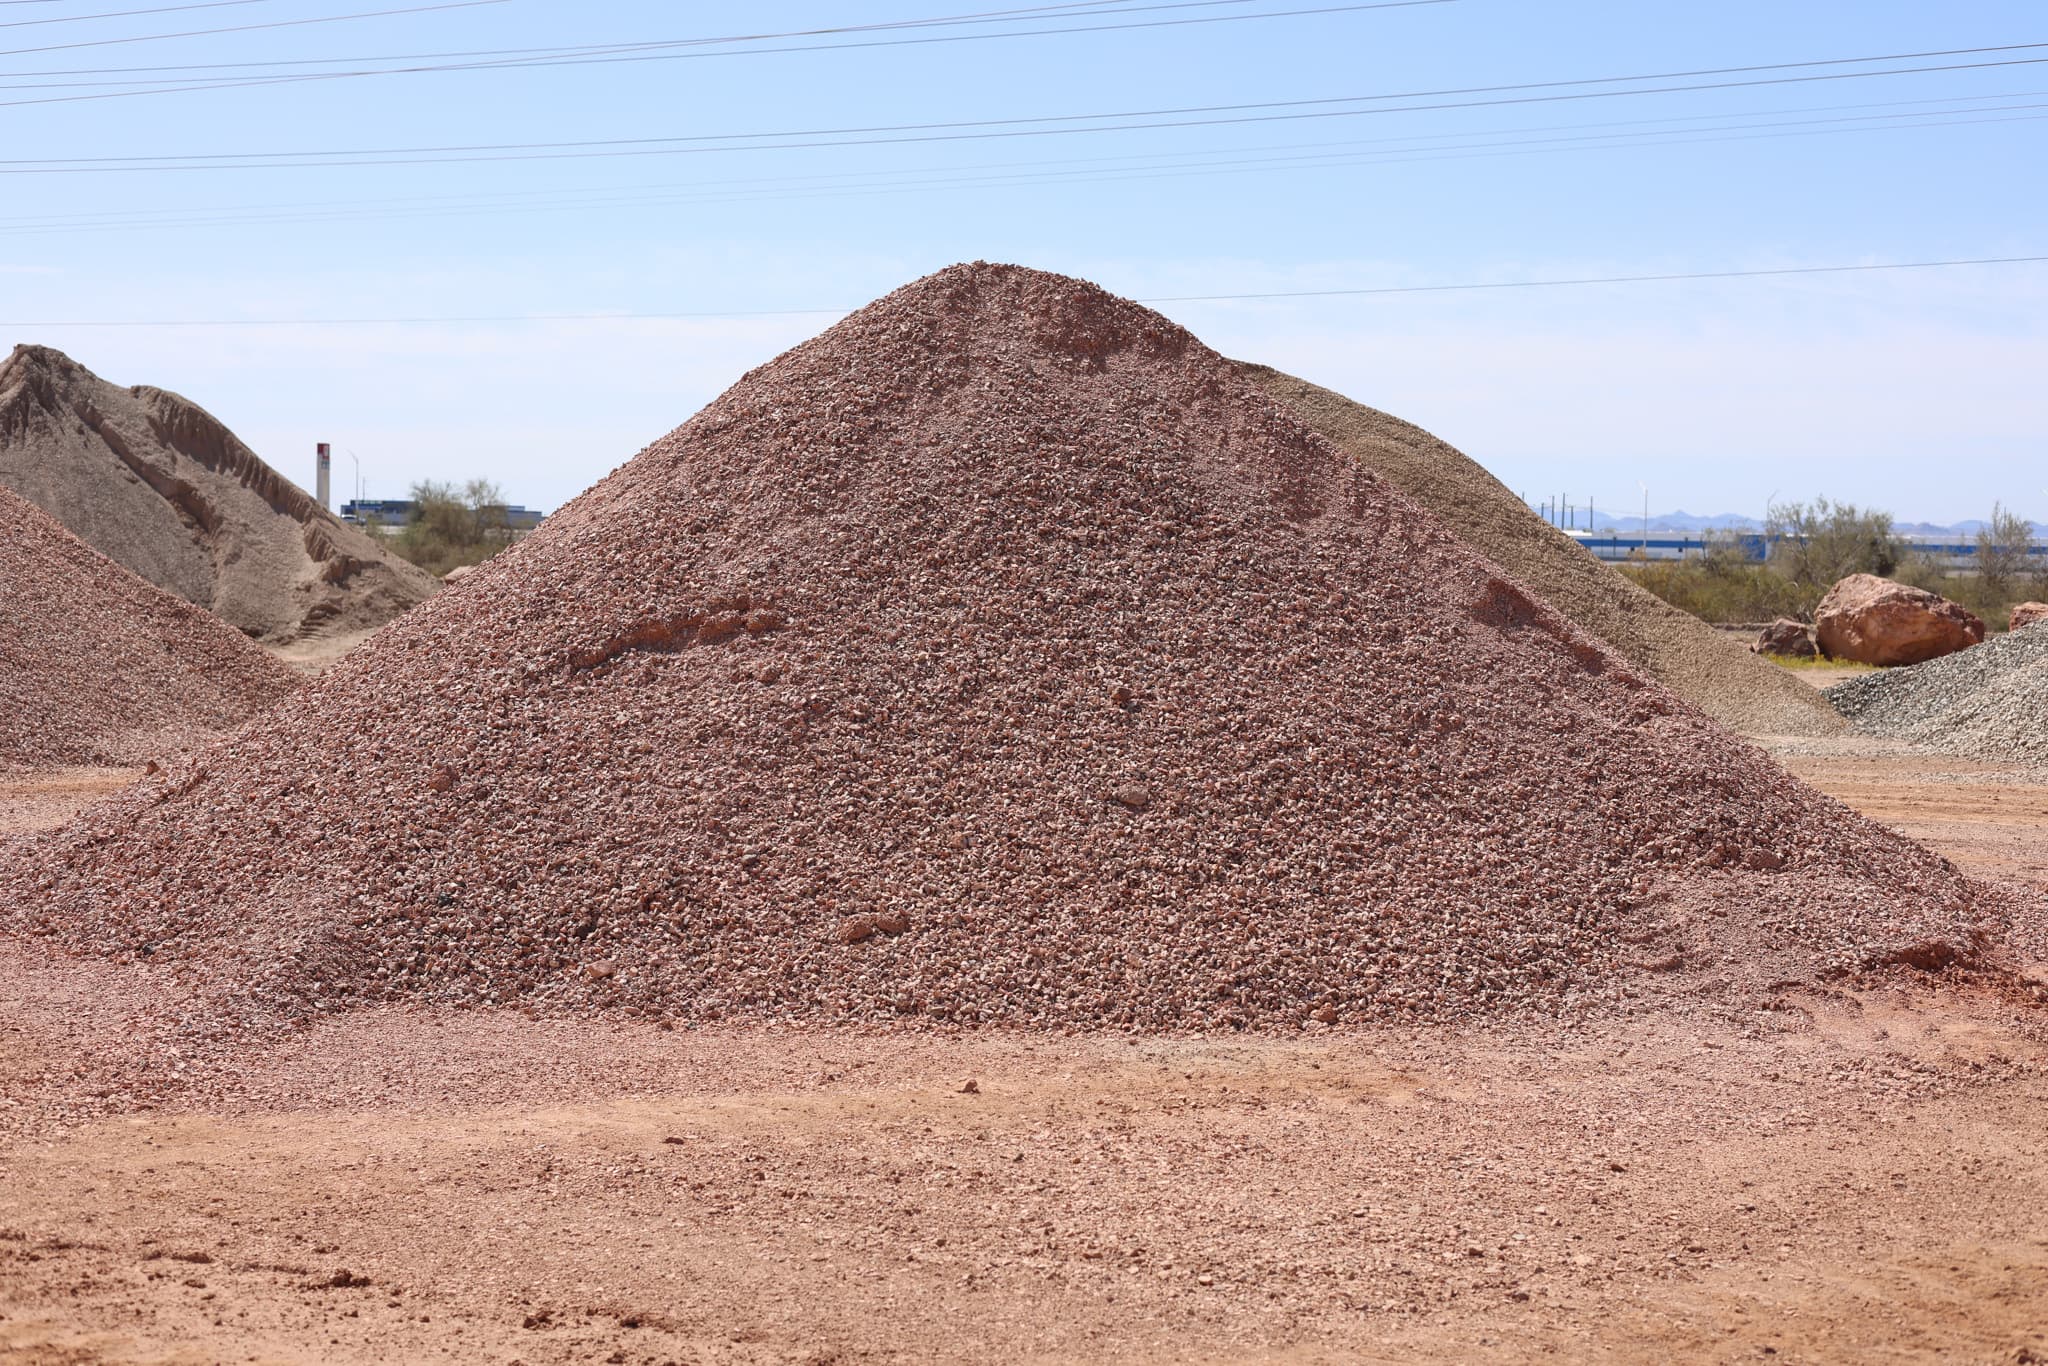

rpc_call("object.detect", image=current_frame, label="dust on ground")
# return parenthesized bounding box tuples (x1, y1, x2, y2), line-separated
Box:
(266, 626, 380, 677)
(3, 736, 2045, 1364)
(0, 979, 2043, 1365)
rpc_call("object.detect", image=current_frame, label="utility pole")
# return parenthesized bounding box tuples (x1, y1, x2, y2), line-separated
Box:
(1639, 482, 1649, 551)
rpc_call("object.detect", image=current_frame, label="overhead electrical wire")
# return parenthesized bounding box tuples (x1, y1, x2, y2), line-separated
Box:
(2, 91, 2043, 237)
(0, 0, 508, 60)
(5, 85, 2028, 225)
(6, 256, 2043, 329)
(0, 0, 1441, 72)
(0, 1, 1448, 102)
(0, 0, 1414, 77)
(5, 41, 2045, 169)
(1, 0, 272, 30)
(0, 0, 1222, 76)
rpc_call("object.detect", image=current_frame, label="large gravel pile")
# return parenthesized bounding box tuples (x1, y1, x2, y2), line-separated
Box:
(1, 265, 2010, 1033)
(0, 486, 298, 769)
(1239, 365, 1844, 739)
(0, 344, 438, 642)
(1827, 623, 2048, 768)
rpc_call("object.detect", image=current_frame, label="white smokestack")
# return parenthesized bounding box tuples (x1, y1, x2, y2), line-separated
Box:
(316, 442, 331, 510)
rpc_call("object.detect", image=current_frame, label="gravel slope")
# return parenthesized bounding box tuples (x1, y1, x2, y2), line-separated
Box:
(1239, 364, 1844, 739)
(0, 485, 299, 768)
(1827, 623, 2048, 768)
(0, 264, 2007, 1036)
(0, 343, 437, 642)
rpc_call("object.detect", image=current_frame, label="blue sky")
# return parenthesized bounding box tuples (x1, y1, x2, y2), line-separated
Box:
(2, 0, 2043, 523)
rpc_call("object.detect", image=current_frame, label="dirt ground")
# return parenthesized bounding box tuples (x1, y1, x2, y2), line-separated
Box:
(4, 738, 2046, 1364)
(265, 627, 381, 678)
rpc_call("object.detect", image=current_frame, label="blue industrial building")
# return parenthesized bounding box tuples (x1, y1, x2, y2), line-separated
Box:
(341, 498, 545, 531)
(1572, 531, 2048, 567)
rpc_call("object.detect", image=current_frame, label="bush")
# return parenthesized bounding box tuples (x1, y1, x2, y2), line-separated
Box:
(1616, 535, 1812, 623)
(1618, 498, 2042, 632)
(1763, 497, 1905, 590)
(390, 479, 514, 577)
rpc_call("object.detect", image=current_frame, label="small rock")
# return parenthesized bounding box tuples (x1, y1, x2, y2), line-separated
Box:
(1108, 783, 1151, 811)
(427, 765, 456, 793)
(1750, 618, 1816, 660)
(960, 1079, 979, 1094)
(835, 909, 911, 944)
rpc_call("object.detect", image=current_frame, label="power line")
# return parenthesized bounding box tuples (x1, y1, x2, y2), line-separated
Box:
(7, 255, 2042, 328)
(1, 0, 271, 30)
(2, 93, 2042, 236)
(0, 0, 507, 59)
(0, 1, 1177, 75)
(4, 85, 2028, 226)
(0, 1, 1448, 102)
(5, 41, 2044, 168)
(1142, 255, 2048, 302)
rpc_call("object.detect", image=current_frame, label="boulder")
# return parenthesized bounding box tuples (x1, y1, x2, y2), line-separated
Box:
(1751, 618, 1817, 659)
(1814, 574, 1985, 666)
(2011, 601, 2048, 633)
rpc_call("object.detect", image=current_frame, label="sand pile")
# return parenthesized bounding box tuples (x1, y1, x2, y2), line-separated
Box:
(0, 344, 438, 642)
(1237, 366, 1844, 739)
(1, 265, 2010, 1032)
(0, 486, 298, 769)
(1828, 622, 2048, 768)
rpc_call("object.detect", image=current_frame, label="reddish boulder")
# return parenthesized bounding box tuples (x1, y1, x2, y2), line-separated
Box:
(2011, 601, 2048, 632)
(1814, 574, 1985, 666)
(1750, 618, 1817, 659)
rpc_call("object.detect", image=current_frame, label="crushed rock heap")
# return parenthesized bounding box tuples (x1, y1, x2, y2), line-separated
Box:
(1238, 365, 1845, 739)
(0, 485, 298, 769)
(1827, 619, 2048, 769)
(0, 344, 438, 642)
(2, 265, 2017, 1031)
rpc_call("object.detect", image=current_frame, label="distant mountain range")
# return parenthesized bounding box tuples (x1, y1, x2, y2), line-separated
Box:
(1537, 507, 2048, 539)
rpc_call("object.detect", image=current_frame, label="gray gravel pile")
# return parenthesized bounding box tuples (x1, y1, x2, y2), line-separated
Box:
(1827, 624, 2048, 768)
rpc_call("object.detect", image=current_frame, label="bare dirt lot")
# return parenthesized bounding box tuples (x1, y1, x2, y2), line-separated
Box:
(3, 739, 2045, 1365)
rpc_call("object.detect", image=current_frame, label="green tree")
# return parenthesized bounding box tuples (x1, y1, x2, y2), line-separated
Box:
(392, 478, 514, 576)
(1763, 497, 1905, 591)
(1976, 501, 2035, 603)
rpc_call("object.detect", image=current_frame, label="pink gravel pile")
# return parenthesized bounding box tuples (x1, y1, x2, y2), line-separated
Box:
(0, 486, 298, 769)
(0, 265, 2018, 1031)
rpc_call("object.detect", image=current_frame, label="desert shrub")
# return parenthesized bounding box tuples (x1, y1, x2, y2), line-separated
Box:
(391, 479, 513, 577)
(1616, 536, 1812, 624)
(1621, 498, 2042, 632)
(1763, 498, 1906, 591)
